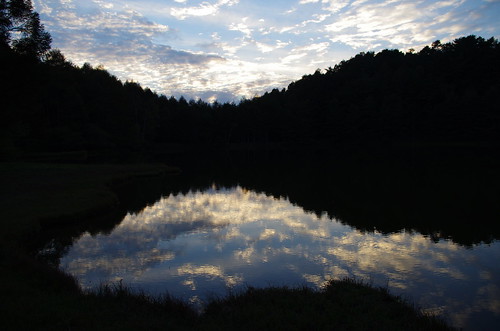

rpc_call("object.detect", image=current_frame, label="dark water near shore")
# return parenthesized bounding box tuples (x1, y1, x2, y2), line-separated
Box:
(49, 149, 500, 330)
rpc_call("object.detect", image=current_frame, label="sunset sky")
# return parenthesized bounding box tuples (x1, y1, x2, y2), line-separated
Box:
(33, 0, 500, 102)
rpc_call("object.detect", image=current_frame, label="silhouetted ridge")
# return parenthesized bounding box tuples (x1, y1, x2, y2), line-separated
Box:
(1, 26, 499, 159)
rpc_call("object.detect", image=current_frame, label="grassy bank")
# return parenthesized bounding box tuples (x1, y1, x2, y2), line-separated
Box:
(200, 279, 452, 330)
(0, 162, 184, 330)
(0, 162, 454, 330)
(0, 162, 176, 240)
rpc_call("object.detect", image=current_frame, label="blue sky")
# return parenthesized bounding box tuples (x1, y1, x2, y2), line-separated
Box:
(34, 0, 500, 102)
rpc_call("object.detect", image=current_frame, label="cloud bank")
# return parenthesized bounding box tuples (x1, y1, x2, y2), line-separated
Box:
(34, 0, 500, 102)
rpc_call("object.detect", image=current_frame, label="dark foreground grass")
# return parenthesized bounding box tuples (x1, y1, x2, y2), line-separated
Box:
(0, 162, 455, 330)
(0, 162, 186, 330)
(200, 279, 453, 330)
(1, 247, 196, 330)
(2, 263, 453, 330)
(2, 272, 453, 330)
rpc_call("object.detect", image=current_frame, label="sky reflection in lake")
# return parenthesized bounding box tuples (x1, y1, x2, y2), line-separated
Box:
(60, 186, 500, 330)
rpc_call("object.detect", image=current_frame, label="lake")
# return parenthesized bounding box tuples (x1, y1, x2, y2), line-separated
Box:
(49, 149, 500, 330)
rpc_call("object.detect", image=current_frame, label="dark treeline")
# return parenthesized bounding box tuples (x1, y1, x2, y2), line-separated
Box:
(260, 37, 500, 147)
(1, 2, 499, 158)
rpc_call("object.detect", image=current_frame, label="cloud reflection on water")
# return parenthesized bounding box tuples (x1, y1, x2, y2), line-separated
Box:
(60, 186, 500, 329)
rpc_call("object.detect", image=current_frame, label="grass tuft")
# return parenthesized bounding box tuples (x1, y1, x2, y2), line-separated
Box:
(199, 279, 454, 330)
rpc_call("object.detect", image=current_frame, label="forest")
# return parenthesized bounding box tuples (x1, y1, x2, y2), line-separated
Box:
(1, 1, 499, 160)
(0, 3, 498, 329)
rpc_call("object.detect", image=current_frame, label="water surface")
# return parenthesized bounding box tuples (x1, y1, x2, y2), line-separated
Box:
(60, 185, 500, 330)
(55, 151, 500, 330)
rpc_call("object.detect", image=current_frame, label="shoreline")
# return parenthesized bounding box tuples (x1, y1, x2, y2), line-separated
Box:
(0, 162, 454, 330)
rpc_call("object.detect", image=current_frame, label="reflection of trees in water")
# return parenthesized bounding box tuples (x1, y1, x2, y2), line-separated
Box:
(36, 207, 127, 266)
(57, 185, 500, 331)
(38, 148, 500, 266)
(37, 176, 171, 265)
(168, 149, 500, 246)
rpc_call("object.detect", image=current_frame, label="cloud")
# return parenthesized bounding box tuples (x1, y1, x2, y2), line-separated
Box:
(229, 21, 253, 37)
(156, 46, 223, 64)
(299, 13, 331, 27)
(323, 0, 473, 48)
(34, 0, 500, 102)
(34, 0, 305, 103)
(293, 41, 330, 53)
(170, 0, 239, 20)
(322, 0, 350, 13)
(298, 0, 350, 12)
(35, 0, 238, 99)
(36, 0, 220, 64)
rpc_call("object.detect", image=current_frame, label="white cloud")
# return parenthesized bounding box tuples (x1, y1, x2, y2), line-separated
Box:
(324, 0, 474, 49)
(229, 22, 253, 37)
(322, 0, 351, 13)
(255, 41, 275, 53)
(293, 41, 330, 53)
(33, 0, 500, 102)
(170, 0, 239, 20)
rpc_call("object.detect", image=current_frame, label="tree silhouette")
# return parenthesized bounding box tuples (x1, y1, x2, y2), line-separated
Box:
(0, 0, 51, 58)
(1, 28, 498, 160)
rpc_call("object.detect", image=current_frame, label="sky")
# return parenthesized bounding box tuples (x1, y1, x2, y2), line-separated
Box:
(33, 0, 500, 102)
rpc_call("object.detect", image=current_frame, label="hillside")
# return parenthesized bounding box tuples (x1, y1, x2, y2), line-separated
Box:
(1, 32, 499, 159)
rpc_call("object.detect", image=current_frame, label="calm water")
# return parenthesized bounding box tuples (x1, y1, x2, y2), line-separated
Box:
(54, 151, 500, 330)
